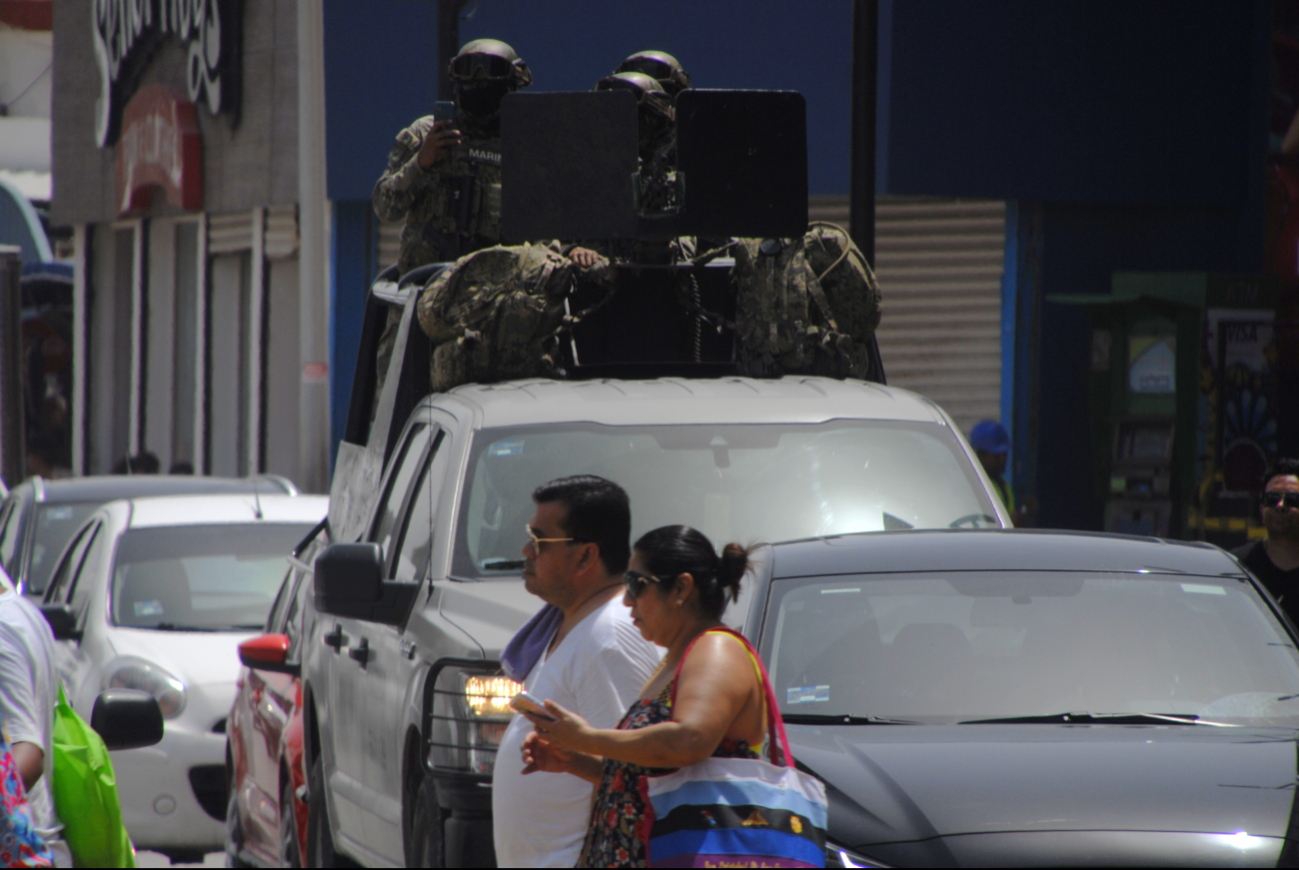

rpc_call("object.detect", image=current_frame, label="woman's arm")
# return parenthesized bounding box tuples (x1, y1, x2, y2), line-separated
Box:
(531, 633, 758, 769)
(520, 730, 606, 785)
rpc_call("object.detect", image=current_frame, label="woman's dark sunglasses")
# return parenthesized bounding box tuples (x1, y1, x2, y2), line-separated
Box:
(450, 53, 515, 81)
(1261, 490, 1299, 510)
(624, 569, 675, 599)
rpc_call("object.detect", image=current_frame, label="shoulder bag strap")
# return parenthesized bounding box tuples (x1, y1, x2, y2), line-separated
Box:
(668, 627, 794, 768)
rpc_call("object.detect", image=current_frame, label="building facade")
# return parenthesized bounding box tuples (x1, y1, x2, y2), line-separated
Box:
(51, 0, 329, 489)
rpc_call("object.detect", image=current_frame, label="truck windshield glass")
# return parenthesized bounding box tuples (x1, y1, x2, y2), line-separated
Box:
(111, 523, 315, 631)
(455, 420, 998, 576)
(760, 572, 1299, 726)
(27, 503, 100, 594)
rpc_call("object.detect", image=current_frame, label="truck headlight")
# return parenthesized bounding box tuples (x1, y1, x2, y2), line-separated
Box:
(102, 657, 187, 719)
(463, 675, 520, 719)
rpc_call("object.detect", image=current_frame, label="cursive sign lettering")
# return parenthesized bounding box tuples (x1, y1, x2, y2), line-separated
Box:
(93, 0, 240, 148)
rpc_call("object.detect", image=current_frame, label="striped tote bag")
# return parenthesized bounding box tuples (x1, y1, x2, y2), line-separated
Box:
(640, 628, 827, 868)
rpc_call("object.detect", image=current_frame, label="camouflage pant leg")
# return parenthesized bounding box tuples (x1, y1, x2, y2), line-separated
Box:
(371, 307, 403, 419)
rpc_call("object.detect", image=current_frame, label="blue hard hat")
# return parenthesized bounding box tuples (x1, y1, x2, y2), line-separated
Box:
(969, 420, 1010, 453)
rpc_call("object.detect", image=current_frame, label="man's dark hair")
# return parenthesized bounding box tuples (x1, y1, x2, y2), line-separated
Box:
(1263, 457, 1299, 491)
(532, 475, 631, 574)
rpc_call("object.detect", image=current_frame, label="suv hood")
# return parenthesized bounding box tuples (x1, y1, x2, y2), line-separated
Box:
(792, 723, 1297, 867)
(438, 578, 539, 655)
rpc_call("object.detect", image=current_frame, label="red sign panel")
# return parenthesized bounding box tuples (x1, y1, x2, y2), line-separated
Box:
(115, 85, 202, 216)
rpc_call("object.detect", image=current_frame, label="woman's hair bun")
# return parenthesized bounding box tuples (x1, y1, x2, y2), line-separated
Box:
(718, 543, 751, 599)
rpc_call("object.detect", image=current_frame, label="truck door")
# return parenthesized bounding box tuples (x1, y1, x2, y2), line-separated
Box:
(359, 426, 451, 858)
(328, 419, 433, 852)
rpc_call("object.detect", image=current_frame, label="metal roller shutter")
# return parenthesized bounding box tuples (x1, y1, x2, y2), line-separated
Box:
(811, 195, 1006, 435)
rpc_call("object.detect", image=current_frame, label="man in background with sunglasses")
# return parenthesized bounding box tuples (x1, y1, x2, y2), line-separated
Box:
(493, 476, 660, 867)
(1234, 458, 1299, 622)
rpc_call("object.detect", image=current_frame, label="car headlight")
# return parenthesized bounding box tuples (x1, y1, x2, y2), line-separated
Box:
(102, 657, 187, 719)
(826, 842, 890, 869)
(463, 675, 521, 719)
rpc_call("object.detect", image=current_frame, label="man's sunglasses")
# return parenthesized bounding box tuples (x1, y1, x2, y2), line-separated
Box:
(450, 53, 515, 81)
(1261, 490, 1299, 510)
(624, 569, 676, 599)
(525, 525, 584, 553)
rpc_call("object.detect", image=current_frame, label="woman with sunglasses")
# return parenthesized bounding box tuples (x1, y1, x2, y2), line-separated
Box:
(518, 525, 765, 868)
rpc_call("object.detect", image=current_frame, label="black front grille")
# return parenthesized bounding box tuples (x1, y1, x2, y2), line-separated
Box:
(188, 765, 227, 821)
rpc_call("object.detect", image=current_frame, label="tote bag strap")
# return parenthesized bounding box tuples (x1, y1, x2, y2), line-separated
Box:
(669, 627, 794, 768)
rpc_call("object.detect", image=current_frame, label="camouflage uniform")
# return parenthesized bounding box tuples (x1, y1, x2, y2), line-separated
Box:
(372, 117, 504, 274)
(370, 117, 504, 407)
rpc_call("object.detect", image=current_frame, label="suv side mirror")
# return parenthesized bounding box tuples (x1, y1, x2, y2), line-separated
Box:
(313, 543, 420, 626)
(238, 633, 300, 677)
(92, 689, 164, 751)
(40, 604, 82, 642)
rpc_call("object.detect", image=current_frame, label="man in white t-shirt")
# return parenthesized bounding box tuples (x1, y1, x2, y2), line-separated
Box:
(493, 476, 661, 868)
(0, 565, 67, 865)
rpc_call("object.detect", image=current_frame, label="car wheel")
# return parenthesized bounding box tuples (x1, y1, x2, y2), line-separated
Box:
(409, 774, 446, 868)
(280, 777, 302, 868)
(305, 754, 356, 868)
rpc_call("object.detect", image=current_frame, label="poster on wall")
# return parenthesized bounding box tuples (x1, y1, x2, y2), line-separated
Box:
(1215, 318, 1278, 495)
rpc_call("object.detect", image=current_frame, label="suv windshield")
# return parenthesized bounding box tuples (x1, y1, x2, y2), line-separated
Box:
(760, 572, 1299, 726)
(27, 503, 100, 594)
(111, 523, 314, 631)
(455, 420, 997, 576)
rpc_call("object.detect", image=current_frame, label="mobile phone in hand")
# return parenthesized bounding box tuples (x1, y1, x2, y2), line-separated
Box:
(510, 691, 556, 721)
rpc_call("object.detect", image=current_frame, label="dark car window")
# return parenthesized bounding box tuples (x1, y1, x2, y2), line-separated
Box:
(44, 521, 98, 605)
(26, 503, 101, 594)
(455, 421, 999, 577)
(110, 523, 315, 631)
(760, 571, 1299, 727)
(390, 431, 447, 581)
(370, 423, 431, 560)
(67, 523, 108, 618)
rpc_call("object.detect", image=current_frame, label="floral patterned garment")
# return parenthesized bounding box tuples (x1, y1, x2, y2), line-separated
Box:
(578, 685, 759, 869)
(0, 721, 53, 869)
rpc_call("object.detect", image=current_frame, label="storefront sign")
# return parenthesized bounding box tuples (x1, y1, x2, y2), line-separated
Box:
(93, 0, 241, 148)
(115, 86, 202, 215)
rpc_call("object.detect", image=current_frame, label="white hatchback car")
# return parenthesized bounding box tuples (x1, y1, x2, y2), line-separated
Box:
(39, 492, 326, 862)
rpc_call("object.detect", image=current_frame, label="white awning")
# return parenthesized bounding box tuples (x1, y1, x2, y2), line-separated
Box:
(0, 169, 50, 201)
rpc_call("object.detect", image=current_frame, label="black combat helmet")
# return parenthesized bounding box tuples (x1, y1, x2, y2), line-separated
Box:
(450, 39, 532, 126)
(595, 71, 674, 155)
(615, 50, 690, 97)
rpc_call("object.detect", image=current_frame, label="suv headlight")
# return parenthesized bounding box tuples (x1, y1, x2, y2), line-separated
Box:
(102, 657, 187, 719)
(427, 666, 522, 778)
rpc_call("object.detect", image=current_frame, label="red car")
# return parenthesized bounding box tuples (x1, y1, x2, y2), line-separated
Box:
(225, 522, 328, 867)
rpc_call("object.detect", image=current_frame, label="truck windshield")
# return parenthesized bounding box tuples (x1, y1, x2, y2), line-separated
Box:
(759, 571, 1299, 727)
(455, 420, 999, 576)
(111, 523, 314, 631)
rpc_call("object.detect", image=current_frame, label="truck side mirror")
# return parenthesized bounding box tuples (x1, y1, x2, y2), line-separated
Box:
(92, 689, 164, 751)
(40, 604, 82, 642)
(314, 543, 383, 617)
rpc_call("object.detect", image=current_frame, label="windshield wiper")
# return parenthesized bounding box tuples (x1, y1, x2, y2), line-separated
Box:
(151, 622, 221, 632)
(959, 711, 1236, 727)
(480, 559, 526, 571)
(782, 714, 920, 726)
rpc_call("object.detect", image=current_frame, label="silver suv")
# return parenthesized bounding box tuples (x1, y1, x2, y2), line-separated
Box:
(302, 356, 1008, 866)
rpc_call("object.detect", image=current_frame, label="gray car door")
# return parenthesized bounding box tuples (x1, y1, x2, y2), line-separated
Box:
(325, 419, 433, 854)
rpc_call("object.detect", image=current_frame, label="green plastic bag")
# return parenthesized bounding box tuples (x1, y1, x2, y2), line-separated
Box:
(51, 685, 135, 868)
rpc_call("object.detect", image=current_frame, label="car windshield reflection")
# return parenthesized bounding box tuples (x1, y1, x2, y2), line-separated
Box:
(760, 572, 1299, 727)
(111, 523, 315, 632)
(455, 421, 999, 576)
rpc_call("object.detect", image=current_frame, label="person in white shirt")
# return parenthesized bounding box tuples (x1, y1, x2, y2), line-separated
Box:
(0, 566, 68, 866)
(493, 476, 661, 868)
